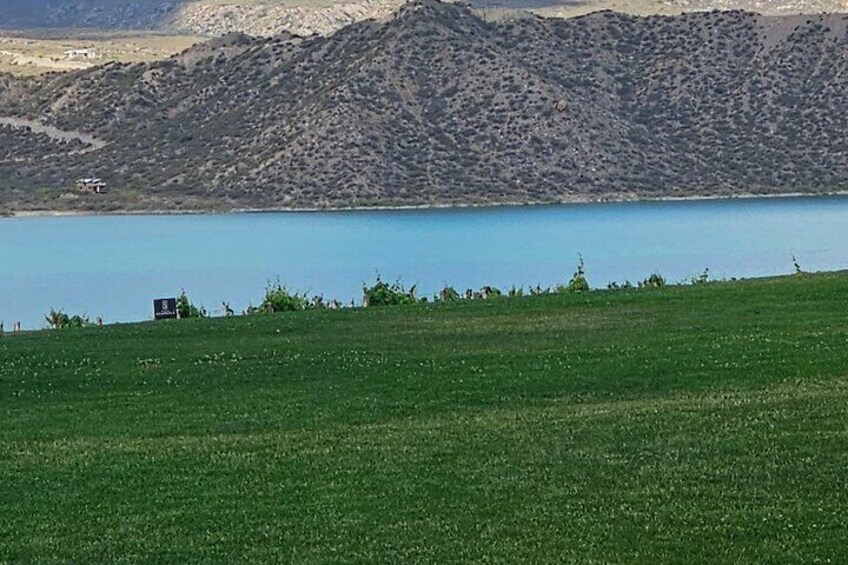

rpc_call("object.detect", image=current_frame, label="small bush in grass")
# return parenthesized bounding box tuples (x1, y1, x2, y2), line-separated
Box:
(263, 282, 308, 313)
(363, 275, 419, 307)
(45, 309, 92, 330)
(245, 282, 308, 314)
(560, 256, 590, 293)
(476, 286, 502, 300)
(176, 290, 207, 319)
(435, 285, 461, 302)
(639, 273, 667, 289)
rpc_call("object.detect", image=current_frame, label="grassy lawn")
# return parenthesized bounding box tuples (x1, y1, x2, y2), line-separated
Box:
(2, 272, 847, 562)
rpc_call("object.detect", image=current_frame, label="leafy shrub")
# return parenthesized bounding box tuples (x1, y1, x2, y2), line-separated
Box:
(476, 286, 502, 300)
(363, 276, 419, 307)
(45, 309, 92, 330)
(435, 285, 461, 302)
(176, 290, 207, 319)
(259, 282, 308, 313)
(639, 273, 667, 289)
(560, 256, 590, 293)
(243, 282, 311, 314)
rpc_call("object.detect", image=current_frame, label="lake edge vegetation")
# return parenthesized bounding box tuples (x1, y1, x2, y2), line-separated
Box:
(32, 258, 733, 328)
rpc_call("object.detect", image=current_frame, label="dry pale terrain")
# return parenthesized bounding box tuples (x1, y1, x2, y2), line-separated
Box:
(0, 33, 203, 76)
(2, 0, 848, 39)
(1, 0, 846, 76)
(154, 0, 848, 37)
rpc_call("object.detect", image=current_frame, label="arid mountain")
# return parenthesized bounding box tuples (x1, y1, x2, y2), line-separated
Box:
(1, 1, 848, 212)
(2, 0, 847, 37)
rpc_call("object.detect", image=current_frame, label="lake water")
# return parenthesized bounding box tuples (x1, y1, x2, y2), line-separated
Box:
(2, 196, 847, 329)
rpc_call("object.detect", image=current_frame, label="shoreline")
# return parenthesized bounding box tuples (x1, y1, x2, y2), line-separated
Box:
(4, 268, 848, 334)
(5, 190, 848, 219)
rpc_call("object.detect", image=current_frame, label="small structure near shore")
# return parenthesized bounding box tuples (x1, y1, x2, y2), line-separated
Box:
(75, 178, 108, 194)
(64, 48, 98, 60)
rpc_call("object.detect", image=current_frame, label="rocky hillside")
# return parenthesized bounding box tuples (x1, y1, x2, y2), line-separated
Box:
(2, 0, 847, 37)
(1, 1, 848, 212)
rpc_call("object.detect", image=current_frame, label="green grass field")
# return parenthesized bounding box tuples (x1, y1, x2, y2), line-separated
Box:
(2, 272, 848, 562)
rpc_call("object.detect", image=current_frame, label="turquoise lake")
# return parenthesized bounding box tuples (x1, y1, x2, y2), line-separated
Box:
(2, 196, 847, 329)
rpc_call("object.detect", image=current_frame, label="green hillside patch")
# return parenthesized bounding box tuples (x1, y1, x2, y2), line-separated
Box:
(2, 272, 848, 562)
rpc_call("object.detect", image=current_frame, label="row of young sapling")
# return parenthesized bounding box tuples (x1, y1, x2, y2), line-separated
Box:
(35, 259, 718, 330)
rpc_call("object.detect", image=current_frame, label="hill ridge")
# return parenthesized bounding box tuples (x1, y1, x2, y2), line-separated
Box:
(2, 2, 848, 212)
(2, 0, 848, 37)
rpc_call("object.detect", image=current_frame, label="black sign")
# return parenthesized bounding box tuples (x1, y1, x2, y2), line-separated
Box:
(154, 298, 178, 320)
